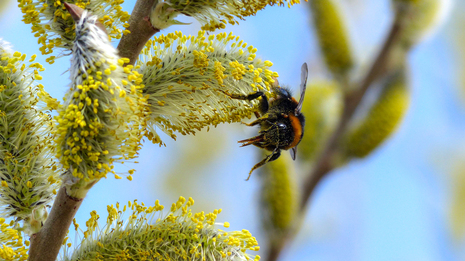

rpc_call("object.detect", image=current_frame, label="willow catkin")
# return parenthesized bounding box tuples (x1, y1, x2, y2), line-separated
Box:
(0, 40, 59, 233)
(64, 197, 261, 261)
(138, 31, 277, 140)
(343, 68, 410, 158)
(394, 0, 451, 48)
(450, 166, 465, 240)
(309, 0, 354, 76)
(150, 0, 306, 31)
(298, 81, 342, 162)
(17, 0, 130, 63)
(55, 11, 146, 183)
(260, 154, 298, 240)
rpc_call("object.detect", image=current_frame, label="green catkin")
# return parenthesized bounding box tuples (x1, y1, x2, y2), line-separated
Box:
(0, 0, 11, 15)
(343, 68, 410, 158)
(260, 154, 298, 241)
(394, 0, 447, 48)
(298, 81, 342, 162)
(310, 0, 354, 76)
(450, 167, 465, 239)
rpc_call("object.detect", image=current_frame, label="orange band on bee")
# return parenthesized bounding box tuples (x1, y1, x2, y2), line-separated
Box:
(285, 114, 303, 150)
(291, 97, 298, 105)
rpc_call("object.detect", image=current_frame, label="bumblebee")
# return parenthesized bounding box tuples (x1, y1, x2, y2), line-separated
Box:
(228, 63, 308, 180)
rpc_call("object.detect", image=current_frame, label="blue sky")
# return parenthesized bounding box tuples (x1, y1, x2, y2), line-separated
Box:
(1, 0, 464, 260)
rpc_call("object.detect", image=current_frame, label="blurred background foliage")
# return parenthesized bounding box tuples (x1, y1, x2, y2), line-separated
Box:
(3, 0, 465, 260)
(0, 0, 11, 16)
(449, 0, 465, 246)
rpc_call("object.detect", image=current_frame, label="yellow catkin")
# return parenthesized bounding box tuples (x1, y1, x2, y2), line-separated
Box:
(139, 31, 277, 140)
(260, 154, 298, 238)
(54, 11, 146, 184)
(17, 0, 130, 63)
(65, 197, 260, 261)
(0, 219, 28, 261)
(344, 69, 410, 158)
(298, 81, 342, 161)
(310, 0, 353, 75)
(164, 0, 305, 31)
(0, 42, 60, 231)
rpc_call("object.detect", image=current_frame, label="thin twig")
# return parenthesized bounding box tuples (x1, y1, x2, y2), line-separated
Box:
(28, 187, 83, 261)
(265, 10, 406, 261)
(117, 0, 159, 66)
(299, 12, 404, 212)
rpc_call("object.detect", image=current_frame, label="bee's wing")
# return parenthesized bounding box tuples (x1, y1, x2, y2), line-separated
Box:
(290, 146, 297, 160)
(295, 62, 308, 115)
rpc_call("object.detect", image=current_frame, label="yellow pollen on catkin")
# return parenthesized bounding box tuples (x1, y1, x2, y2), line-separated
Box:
(54, 11, 147, 182)
(64, 198, 260, 260)
(138, 31, 277, 140)
(0, 44, 60, 227)
(18, 0, 131, 63)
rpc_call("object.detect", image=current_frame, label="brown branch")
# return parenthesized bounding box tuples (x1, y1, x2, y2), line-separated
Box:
(299, 12, 404, 212)
(28, 187, 83, 261)
(117, 0, 159, 66)
(265, 10, 407, 261)
(266, 241, 287, 261)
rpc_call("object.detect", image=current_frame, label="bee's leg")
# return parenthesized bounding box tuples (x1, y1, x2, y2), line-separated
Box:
(222, 90, 269, 114)
(226, 91, 264, 101)
(245, 148, 281, 181)
(252, 143, 266, 149)
(242, 118, 264, 127)
(242, 114, 278, 132)
(257, 93, 269, 114)
(238, 134, 264, 147)
(242, 111, 278, 126)
(258, 117, 280, 134)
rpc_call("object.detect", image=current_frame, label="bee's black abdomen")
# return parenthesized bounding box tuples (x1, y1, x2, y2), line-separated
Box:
(259, 117, 295, 150)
